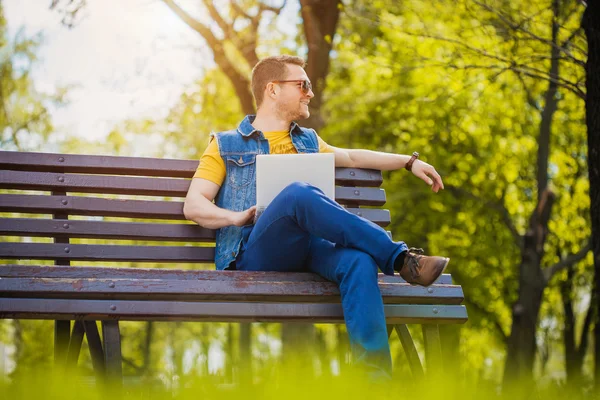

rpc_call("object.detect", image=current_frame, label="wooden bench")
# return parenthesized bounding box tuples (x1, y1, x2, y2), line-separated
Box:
(0, 150, 468, 383)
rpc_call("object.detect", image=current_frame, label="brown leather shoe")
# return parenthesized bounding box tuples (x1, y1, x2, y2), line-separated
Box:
(399, 248, 449, 286)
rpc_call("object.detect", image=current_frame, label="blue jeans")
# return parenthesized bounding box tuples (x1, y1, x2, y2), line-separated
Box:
(235, 182, 408, 377)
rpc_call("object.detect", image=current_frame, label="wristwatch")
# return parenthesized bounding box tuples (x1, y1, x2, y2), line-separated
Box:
(405, 152, 419, 171)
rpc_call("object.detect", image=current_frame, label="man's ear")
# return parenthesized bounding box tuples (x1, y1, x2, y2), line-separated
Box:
(266, 82, 278, 98)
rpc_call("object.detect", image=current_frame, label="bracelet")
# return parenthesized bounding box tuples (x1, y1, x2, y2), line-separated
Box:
(405, 152, 419, 171)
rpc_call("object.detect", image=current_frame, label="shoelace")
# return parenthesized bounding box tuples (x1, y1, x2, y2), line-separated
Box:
(406, 247, 425, 278)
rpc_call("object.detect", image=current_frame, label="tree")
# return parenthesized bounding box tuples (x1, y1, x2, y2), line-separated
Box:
(325, 0, 592, 386)
(581, 0, 600, 389)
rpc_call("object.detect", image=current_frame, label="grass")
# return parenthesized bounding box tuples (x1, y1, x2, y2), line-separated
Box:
(1, 363, 596, 400)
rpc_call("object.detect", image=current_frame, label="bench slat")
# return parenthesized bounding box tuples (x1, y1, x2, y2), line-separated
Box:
(0, 298, 468, 324)
(1, 218, 216, 242)
(0, 171, 386, 205)
(0, 265, 455, 285)
(0, 277, 464, 304)
(0, 195, 391, 226)
(0, 151, 383, 186)
(0, 243, 214, 262)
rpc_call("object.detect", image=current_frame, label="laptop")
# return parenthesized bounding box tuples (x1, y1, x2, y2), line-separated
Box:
(255, 153, 335, 222)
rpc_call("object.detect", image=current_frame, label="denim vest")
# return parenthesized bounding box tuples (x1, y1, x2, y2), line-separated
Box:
(213, 115, 320, 270)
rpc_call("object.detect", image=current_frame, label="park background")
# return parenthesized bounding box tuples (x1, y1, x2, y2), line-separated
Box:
(0, 0, 597, 396)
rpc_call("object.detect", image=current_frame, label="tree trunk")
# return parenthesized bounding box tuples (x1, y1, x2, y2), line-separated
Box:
(582, 2, 600, 389)
(226, 323, 234, 381)
(503, 250, 546, 384)
(300, 0, 341, 131)
(281, 322, 316, 372)
(502, 1, 562, 387)
(503, 189, 555, 389)
(141, 321, 153, 375)
(562, 267, 579, 382)
(536, 0, 560, 200)
(561, 266, 594, 386)
(239, 323, 252, 384)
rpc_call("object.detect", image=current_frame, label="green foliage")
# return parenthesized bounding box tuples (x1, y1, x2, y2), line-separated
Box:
(323, 0, 589, 383)
(0, 4, 67, 150)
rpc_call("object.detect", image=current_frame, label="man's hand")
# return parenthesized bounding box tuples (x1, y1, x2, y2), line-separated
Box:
(411, 160, 444, 193)
(230, 206, 257, 227)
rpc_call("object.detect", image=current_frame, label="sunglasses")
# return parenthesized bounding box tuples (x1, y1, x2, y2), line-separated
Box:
(272, 79, 313, 95)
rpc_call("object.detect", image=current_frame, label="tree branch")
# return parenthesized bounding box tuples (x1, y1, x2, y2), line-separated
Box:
(121, 355, 143, 373)
(202, 0, 236, 42)
(473, 0, 588, 59)
(201, 0, 259, 67)
(161, 0, 220, 49)
(543, 242, 592, 282)
(161, 0, 255, 114)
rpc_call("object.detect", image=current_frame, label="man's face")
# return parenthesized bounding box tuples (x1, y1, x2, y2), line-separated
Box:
(273, 64, 314, 121)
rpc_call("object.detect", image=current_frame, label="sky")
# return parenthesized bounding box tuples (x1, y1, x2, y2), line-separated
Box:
(4, 0, 294, 142)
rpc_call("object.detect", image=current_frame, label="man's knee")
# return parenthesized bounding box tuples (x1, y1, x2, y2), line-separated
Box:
(280, 181, 320, 202)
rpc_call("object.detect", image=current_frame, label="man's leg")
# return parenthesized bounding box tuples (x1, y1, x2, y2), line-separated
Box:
(307, 237, 392, 379)
(240, 181, 407, 275)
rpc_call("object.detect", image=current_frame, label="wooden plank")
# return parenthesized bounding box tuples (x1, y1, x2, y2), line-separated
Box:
(0, 194, 391, 226)
(335, 168, 383, 187)
(0, 218, 216, 242)
(336, 186, 386, 206)
(0, 211, 390, 241)
(0, 194, 188, 220)
(101, 321, 122, 385)
(0, 277, 465, 305)
(0, 265, 456, 285)
(0, 151, 384, 186)
(0, 243, 215, 262)
(0, 170, 386, 204)
(0, 151, 197, 178)
(0, 299, 469, 323)
(394, 324, 424, 378)
(0, 170, 190, 197)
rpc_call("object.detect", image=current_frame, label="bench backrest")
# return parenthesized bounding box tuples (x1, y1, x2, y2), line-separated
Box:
(0, 151, 390, 266)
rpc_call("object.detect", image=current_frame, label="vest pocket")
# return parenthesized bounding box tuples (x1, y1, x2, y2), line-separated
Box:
(225, 154, 256, 189)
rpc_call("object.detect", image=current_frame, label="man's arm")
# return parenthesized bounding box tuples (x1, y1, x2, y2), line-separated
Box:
(183, 178, 255, 229)
(331, 146, 445, 193)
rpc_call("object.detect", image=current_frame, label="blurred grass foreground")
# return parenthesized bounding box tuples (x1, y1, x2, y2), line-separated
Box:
(0, 362, 594, 400)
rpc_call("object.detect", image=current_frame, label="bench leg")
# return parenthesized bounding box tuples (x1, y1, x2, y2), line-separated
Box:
(386, 324, 394, 338)
(422, 325, 443, 376)
(66, 321, 85, 367)
(102, 321, 123, 386)
(83, 321, 106, 380)
(394, 324, 424, 379)
(54, 320, 70, 365)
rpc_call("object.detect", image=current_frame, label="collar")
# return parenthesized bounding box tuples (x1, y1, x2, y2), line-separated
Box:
(237, 115, 303, 137)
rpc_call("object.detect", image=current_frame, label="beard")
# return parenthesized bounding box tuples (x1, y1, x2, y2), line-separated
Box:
(275, 101, 310, 121)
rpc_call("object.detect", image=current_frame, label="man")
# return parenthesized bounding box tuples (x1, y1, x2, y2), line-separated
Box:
(184, 55, 449, 378)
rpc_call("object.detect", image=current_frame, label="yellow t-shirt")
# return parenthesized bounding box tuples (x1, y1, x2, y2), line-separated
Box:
(193, 131, 334, 186)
